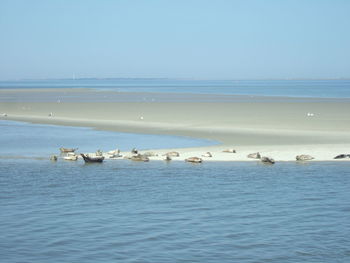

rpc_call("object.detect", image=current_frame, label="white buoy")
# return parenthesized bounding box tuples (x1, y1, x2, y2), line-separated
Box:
(140, 116, 144, 120)
(48, 112, 53, 117)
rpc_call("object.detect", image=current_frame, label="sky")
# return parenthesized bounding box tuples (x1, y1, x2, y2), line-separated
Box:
(0, 0, 349, 80)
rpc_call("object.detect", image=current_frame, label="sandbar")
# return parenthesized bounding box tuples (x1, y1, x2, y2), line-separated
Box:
(1, 88, 350, 162)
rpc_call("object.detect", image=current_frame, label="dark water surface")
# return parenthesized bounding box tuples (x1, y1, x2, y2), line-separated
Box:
(1, 159, 350, 263)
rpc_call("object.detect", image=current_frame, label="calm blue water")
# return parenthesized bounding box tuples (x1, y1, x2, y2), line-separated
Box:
(0, 120, 216, 158)
(1, 159, 350, 263)
(1, 79, 350, 98)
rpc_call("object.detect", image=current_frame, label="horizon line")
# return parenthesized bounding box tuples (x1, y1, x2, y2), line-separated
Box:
(1, 77, 350, 82)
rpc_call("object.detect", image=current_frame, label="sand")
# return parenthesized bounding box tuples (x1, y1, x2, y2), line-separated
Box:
(1, 88, 350, 162)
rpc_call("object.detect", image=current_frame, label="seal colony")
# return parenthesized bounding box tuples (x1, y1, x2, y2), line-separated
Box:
(1, 88, 350, 162)
(54, 146, 350, 165)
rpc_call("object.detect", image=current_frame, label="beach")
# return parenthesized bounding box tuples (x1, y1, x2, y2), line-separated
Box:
(1, 88, 350, 162)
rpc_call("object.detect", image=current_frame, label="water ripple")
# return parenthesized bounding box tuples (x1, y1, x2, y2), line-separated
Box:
(1, 161, 350, 263)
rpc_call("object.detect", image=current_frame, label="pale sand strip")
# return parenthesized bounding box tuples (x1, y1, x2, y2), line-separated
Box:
(124, 144, 350, 162)
(1, 89, 350, 161)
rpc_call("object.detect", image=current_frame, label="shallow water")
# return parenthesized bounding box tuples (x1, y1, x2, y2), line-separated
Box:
(1, 159, 350, 262)
(0, 120, 216, 158)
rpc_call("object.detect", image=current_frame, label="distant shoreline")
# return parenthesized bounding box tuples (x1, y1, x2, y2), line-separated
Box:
(2, 87, 350, 102)
(1, 77, 350, 82)
(1, 79, 350, 99)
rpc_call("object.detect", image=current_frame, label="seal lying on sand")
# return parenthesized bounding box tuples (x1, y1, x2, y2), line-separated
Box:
(223, 149, 236, 153)
(261, 156, 275, 164)
(143, 152, 158, 157)
(64, 153, 79, 161)
(185, 157, 203, 163)
(296, 155, 314, 161)
(130, 154, 149, 162)
(163, 151, 180, 157)
(334, 154, 350, 159)
(60, 147, 78, 153)
(107, 149, 122, 158)
(247, 152, 261, 159)
(202, 152, 212, 157)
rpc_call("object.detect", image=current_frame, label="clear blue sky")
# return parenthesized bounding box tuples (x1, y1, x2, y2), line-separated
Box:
(0, 0, 349, 80)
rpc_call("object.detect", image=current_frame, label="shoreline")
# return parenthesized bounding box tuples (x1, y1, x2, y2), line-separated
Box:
(1, 89, 350, 162)
(2, 114, 350, 162)
(2, 87, 350, 103)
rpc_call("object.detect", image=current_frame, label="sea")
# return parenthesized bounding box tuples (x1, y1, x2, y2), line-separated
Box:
(1, 79, 350, 262)
(1, 78, 350, 98)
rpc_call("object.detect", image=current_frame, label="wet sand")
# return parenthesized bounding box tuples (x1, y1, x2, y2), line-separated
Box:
(1, 88, 350, 161)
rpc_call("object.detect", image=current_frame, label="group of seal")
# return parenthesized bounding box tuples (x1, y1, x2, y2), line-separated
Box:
(52, 146, 350, 165)
(247, 152, 274, 164)
(247, 152, 318, 164)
